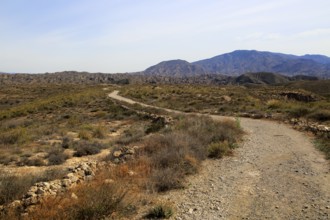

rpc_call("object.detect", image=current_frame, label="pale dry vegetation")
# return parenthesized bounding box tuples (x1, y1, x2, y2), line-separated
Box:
(0, 84, 142, 167)
(19, 114, 242, 219)
(120, 83, 330, 158)
(120, 84, 330, 124)
(0, 83, 243, 219)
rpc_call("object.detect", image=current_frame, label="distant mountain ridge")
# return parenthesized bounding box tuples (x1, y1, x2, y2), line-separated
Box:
(193, 50, 330, 77)
(300, 54, 330, 64)
(143, 50, 330, 78)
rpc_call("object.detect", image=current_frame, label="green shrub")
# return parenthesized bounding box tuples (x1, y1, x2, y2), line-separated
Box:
(287, 106, 311, 118)
(314, 139, 330, 160)
(144, 204, 173, 219)
(207, 141, 230, 158)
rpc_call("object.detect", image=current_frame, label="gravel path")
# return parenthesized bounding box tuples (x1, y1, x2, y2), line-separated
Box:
(109, 90, 330, 219)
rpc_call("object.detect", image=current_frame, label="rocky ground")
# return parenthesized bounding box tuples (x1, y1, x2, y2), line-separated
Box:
(109, 90, 330, 220)
(162, 118, 330, 220)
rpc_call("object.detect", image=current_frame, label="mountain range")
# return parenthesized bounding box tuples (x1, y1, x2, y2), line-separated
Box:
(144, 50, 330, 78)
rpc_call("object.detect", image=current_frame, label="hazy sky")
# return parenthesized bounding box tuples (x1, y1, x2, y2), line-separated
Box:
(1, 0, 330, 73)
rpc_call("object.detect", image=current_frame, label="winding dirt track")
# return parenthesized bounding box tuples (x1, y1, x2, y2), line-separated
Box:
(109, 91, 330, 220)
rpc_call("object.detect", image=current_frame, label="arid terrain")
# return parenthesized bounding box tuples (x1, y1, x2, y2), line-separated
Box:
(110, 90, 330, 219)
(2, 0, 330, 218)
(0, 81, 329, 219)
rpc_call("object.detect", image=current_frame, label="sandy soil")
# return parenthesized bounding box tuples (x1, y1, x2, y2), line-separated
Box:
(109, 90, 330, 220)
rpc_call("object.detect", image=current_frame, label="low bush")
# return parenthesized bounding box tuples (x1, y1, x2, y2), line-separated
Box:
(61, 136, 72, 149)
(0, 127, 29, 145)
(27, 181, 134, 220)
(315, 138, 330, 160)
(207, 141, 230, 158)
(25, 158, 46, 166)
(266, 99, 282, 109)
(140, 115, 243, 192)
(73, 141, 103, 157)
(48, 149, 68, 165)
(151, 167, 184, 192)
(0, 168, 66, 205)
(70, 184, 128, 219)
(16, 156, 46, 166)
(0, 154, 18, 165)
(92, 125, 107, 139)
(174, 116, 242, 153)
(145, 117, 166, 134)
(308, 109, 330, 122)
(0, 175, 31, 205)
(144, 204, 173, 219)
(116, 124, 146, 145)
(287, 106, 311, 118)
(78, 130, 92, 140)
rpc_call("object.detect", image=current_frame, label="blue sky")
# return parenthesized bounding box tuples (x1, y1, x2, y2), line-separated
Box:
(1, 0, 330, 73)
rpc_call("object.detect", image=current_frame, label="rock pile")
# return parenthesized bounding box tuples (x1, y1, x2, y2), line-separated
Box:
(119, 103, 173, 124)
(290, 118, 330, 137)
(111, 146, 139, 164)
(2, 161, 97, 215)
(239, 112, 272, 119)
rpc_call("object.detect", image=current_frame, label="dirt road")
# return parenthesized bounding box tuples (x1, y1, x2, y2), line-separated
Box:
(109, 90, 330, 219)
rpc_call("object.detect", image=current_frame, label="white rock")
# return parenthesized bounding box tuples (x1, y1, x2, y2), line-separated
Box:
(71, 193, 78, 200)
(113, 150, 122, 157)
(104, 179, 115, 184)
(62, 179, 72, 187)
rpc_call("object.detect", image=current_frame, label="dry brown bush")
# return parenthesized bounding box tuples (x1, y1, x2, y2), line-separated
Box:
(139, 115, 242, 192)
(27, 168, 140, 220)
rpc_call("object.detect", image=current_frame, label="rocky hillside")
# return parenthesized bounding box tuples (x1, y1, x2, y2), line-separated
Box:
(233, 72, 318, 85)
(0, 71, 319, 86)
(144, 59, 207, 77)
(0, 71, 132, 85)
(193, 50, 330, 77)
(234, 72, 289, 85)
